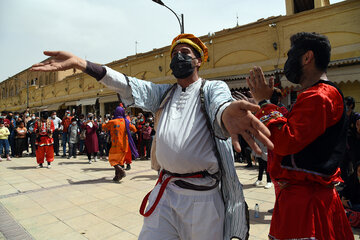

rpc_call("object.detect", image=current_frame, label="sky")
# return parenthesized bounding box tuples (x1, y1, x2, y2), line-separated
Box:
(0, 0, 344, 82)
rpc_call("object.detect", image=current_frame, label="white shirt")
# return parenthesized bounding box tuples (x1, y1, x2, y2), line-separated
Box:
(156, 79, 219, 183)
(49, 116, 62, 130)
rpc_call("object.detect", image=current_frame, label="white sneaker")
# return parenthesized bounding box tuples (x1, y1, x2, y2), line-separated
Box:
(7, 156, 11, 161)
(94, 156, 98, 162)
(254, 180, 263, 187)
(47, 165, 52, 169)
(88, 160, 92, 164)
(0, 157, 3, 162)
(264, 182, 273, 189)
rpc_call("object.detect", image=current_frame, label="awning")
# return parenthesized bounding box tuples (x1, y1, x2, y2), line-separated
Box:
(46, 103, 64, 111)
(327, 65, 360, 84)
(38, 105, 48, 110)
(225, 79, 248, 89)
(65, 101, 77, 106)
(76, 97, 98, 106)
(99, 95, 119, 103)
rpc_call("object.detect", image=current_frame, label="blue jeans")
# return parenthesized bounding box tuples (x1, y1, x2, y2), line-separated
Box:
(79, 139, 85, 153)
(0, 139, 10, 155)
(62, 132, 68, 156)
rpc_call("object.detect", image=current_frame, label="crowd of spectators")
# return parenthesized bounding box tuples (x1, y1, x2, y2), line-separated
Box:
(0, 106, 155, 163)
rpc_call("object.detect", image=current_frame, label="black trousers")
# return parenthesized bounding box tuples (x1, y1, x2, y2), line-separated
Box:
(53, 130, 60, 155)
(30, 133, 36, 155)
(257, 157, 271, 183)
(15, 138, 27, 156)
(140, 139, 151, 158)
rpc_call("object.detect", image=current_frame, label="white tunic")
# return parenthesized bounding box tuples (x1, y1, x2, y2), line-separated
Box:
(156, 79, 219, 176)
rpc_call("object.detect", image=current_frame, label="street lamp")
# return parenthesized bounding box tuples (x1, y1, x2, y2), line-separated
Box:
(152, 0, 184, 34)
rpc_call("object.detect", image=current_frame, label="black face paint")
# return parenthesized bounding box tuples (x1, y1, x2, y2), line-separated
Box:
(284, 47, 305, 84)
(170, 52, 195, 79)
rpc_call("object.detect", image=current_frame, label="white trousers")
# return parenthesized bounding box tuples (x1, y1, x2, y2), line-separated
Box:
(139, 182, 224, 240)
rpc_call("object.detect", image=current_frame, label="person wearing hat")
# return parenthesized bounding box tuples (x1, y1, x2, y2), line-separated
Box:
(102, 106, 138, 181)
(31, 33, 273, 240)
(34, 112, 55, 168)
(61, 110, 73, 157)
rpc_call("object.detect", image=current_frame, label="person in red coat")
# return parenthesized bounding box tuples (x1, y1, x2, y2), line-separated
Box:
(84, 113, 98, 164)
(247, 32, 354, 240)
(34, 112, 55, 168)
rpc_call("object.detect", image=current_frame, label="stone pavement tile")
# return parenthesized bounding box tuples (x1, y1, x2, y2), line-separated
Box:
(4, 176, 29, 184)
(4, 195, 30, 207)
(126, 224, 143, 236)
(86, 189, 120, 200)
(248, 223, 270, 239)
(48, 188, 84, 199)
(67, 193, 99, 205)
(124, 190, 149, 201)
(111, 212, 143, 229)
(55, 231, 88, 240)
(106, 230, 138, 240)
(77, 222, 123, 240)
(26, 221, 74, 240)
(90, 205, 130, 221)
(40, 199, 75, 212)
(63, 213, 106, 232)
(80, 199, 113, 213)
(118, 200, 142, 213)
(245, 190, 276, 203)
(0, 184, 19, 196)
(104, 195, 134, 206)
(37, 181, 63, 188)
(18, 213, 59, 229)
(51, 206, 88, 221)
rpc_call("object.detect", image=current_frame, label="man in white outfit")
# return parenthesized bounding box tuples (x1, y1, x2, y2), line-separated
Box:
(31, 33, 273, 240)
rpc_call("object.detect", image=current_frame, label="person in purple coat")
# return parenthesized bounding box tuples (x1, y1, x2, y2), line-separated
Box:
(84, 113, 99, 164)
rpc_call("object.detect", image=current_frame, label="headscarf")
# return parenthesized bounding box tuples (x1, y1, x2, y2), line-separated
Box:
(114, 107, 139, 158)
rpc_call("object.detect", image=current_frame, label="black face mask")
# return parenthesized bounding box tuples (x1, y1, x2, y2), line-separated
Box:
(284, 47, 304, 84)
(170, 52, 195, 79)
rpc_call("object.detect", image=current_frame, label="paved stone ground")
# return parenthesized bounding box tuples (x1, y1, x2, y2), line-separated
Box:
(0, 154, 359, 240)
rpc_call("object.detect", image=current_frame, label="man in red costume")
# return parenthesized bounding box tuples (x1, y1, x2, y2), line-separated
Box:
(34, 112, 55, 169)
(247, 32, 354, 239)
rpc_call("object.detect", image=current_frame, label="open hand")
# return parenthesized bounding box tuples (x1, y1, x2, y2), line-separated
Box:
(30, 51, 87, 72)
(246, 66, 274, 103)
(222, 100, 274, 154)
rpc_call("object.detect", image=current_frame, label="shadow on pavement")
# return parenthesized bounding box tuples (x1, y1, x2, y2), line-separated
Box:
(241, 183, 258, 190)
(67, 177, 120, 185)
(7, 166, 38, 170)
(58, 161, 90, 165)
(82, 168, 113, 172)
(130, 174, 158, 181)
(248, 209, 272, 224)
(235, 165, 258, 172)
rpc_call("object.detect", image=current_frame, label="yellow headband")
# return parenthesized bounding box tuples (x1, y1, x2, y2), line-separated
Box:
(170, 39, 205, 62)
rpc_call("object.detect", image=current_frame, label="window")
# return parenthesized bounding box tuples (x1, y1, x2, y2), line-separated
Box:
(293, 0, 314, 14)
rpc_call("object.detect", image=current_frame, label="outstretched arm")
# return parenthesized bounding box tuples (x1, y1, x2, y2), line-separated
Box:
(31, 51, 87, 72)
(222, 100, 274, 154)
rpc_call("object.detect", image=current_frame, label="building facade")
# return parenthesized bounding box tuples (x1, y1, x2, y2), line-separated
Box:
(1, 0, 359, 115)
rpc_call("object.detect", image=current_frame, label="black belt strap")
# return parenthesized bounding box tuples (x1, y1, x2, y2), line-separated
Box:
(162, 169, 220, 191)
